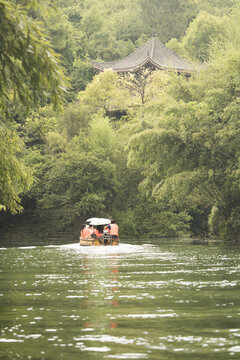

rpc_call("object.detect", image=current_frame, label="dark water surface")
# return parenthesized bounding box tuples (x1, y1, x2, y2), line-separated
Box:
(0, 240, 240, 360)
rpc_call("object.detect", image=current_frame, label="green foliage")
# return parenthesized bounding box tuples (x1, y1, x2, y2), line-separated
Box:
(112, 208, 138, 238)
(113, 2, 146, 42)
(167, 11, 227, 62)
(78, 70, 131, 113)
(87, 115, 117, 160)
(1, 0, 240, 242)
(70, 58, 96, 96)
(81, 6, 104, 38)
(0, 0, 68, 215)
(195, 0, 239, 16)
(0, 0, 68, 114)
(140, 0, 197, 42)
(38, 150, 116, 217)
(126, 23, 240, 240)
(44, 10, 75, 68)
(44, 132, 67, 154)
(0, 126, 33, 214)
(58, 102, 92, 140)
(28, 111, 123, 219)
(133, 197, 191, 238)
(182, 11, 226, 62)
(17, 106, 58, 148)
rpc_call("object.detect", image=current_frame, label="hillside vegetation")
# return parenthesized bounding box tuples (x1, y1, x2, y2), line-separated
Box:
(1, 0, 240, 241)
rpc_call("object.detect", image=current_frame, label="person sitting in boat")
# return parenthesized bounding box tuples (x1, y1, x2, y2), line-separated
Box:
(109, 219, 119, 240)
(81, 224, 91, 239)
(90, 226, 97, 239)
(96, 225, 103, 238)
(104, 224, 110, 234)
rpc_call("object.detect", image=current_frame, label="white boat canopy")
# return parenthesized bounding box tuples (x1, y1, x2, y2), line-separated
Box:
(86, 218, 111, 226)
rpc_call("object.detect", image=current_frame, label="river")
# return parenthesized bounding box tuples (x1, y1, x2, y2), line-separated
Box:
(0, 239, 240, 359)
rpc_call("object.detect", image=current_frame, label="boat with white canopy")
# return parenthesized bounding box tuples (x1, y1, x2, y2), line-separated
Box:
(79, 218, 119, 246)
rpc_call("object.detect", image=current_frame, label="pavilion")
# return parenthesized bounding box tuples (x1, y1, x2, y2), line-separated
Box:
(91, 35, 194, 75)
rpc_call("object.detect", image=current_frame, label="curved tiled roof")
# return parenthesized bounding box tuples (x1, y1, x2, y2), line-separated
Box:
(92, 37, 195, 73)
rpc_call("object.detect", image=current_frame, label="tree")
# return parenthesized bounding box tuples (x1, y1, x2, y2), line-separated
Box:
(167, 11, 227, 62)
(0, 0, 68, 114)
(140, 0, 197, 42)
(126, 41, 240, 240)
(38, 148, 118, 219)
(0, 125, 33, 214)
(182, 11, 226, 62)
(0, 0, 68, 214)
(78, 70, 131, 113)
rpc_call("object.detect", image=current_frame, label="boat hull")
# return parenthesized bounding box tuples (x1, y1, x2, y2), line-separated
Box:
(79, 236, 119, 246)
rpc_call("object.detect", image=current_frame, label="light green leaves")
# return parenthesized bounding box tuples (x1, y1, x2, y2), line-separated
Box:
(0, 126, 33, 213)
(0, 0, 68, 114)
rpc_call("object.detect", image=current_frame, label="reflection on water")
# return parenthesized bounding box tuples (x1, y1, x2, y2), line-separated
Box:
(0, 241, 240, 359)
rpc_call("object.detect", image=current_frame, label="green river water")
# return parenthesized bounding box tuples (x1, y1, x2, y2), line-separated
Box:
(0, 240, 240, 360)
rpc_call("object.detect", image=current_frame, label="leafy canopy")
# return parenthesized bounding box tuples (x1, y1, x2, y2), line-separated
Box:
(0, 0, 68, 114)
(0, 0, 68, 214)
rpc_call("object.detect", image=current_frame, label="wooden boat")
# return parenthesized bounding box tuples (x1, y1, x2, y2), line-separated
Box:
(79, 234, 119, 246)
(79, 218, 119, 246)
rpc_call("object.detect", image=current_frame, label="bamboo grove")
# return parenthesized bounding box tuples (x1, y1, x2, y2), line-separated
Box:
(0, 0, 239, 241)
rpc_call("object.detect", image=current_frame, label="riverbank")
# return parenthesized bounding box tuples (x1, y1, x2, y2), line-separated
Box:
(0, 209, 81, 247)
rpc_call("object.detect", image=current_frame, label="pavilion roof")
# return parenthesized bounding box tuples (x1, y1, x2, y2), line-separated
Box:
(91, 36, 195, 74)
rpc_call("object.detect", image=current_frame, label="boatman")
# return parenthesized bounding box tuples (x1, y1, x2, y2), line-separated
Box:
(109, 219, 119, 240)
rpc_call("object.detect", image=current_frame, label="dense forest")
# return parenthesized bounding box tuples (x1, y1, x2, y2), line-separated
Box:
(0, 0, 240, 242)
